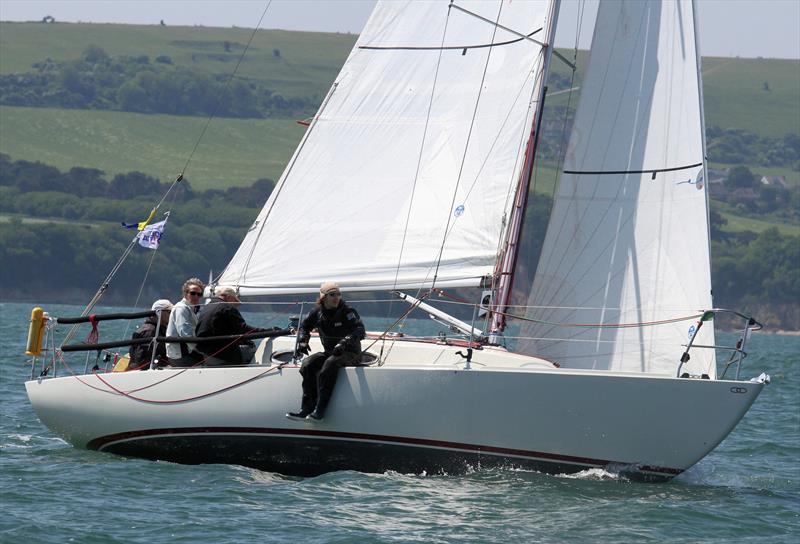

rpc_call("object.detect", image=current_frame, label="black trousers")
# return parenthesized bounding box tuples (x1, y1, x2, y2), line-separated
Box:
(299, 351, 360, 415)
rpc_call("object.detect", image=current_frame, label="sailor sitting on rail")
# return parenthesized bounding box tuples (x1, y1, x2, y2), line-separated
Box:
(286, 282, 366, 422)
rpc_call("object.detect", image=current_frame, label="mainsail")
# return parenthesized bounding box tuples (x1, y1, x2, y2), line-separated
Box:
(220, 0, 557, 295)
(519, 0, 715, 376)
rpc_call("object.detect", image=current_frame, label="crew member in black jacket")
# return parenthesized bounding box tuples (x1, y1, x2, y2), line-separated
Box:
(195, 286, 268, 365)
(287, 281, 366, 421)
(129, 299, 172, 369)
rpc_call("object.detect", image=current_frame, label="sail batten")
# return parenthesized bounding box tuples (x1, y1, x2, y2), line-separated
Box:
(219, 1, 556, 296)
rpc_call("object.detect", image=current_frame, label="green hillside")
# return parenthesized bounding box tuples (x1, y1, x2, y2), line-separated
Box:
(0, 21, 356, 98)
(545, 53, 800, 140)
(701, 57, 800, 139)
(0, 105, 305, 190)
(0, 22, 797, 189)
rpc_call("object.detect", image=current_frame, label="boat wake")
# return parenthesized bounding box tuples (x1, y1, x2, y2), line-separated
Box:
(2, 433, 66, 450)
(556, 467, 628, 482)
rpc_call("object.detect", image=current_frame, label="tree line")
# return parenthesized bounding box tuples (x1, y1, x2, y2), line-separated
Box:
(711, 225, 799, 329)
(0, 153, 274, 224)
(0, 154, 269, 304)
(707, 127, 799, 171)
(0, 45, 316, 118)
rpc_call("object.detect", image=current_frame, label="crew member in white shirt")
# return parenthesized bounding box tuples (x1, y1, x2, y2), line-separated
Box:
(166, 277, 205, 362)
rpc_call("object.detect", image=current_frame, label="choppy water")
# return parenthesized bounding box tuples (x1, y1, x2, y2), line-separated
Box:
(2, 301, 798, 543)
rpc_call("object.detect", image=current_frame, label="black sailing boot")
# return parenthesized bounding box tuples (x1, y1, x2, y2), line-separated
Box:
(306, 409, 323, 421)
(286, 409, 312, 420)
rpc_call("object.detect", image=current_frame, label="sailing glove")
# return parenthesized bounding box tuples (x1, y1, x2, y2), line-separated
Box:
(295, 342, 310, 357)
(333, 336, 351, 356)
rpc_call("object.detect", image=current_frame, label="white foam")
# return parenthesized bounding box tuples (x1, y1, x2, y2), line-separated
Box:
(558, 467, 624, 481)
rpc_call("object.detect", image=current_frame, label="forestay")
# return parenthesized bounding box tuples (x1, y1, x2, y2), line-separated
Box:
(518, 0, 715, 376)
(220, 0, 556, 295)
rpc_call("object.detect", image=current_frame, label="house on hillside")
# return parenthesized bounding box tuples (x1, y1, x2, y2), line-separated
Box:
(760, 175, 788, 189)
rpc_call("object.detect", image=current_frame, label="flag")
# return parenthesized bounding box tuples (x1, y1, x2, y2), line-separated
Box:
(138, 216, 168, 249)
(122, 208, 157, 230)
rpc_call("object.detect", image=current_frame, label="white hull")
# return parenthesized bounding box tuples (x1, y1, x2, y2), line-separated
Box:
(26, 337, 764, 481)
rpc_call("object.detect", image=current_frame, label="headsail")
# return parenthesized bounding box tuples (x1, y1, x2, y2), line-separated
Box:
(219, 0, 557, 295)
(518, 0, 715, 376)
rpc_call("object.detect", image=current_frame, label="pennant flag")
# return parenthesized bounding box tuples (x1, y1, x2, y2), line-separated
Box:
(121, 208, 157, 230)
(137, 215, 168, 249)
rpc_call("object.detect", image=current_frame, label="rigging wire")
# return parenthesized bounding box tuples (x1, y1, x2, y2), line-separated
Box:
(380, 2, 454, 346)
(430, 0, 506, 290)
(61, 2, 274, 348)
(384, 2, 549, 338)
(392, 5, 452, 290)
(508, 0, 584, 337)
(179, 1, 273, 180)
(122, 216, 169, 339)
(60, 235, 141, 348)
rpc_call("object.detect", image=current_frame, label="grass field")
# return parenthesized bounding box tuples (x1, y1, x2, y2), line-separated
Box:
(718, 211, 799, 237)
(0, 105, 307, 189)
(0, 213, 100, 228)
(701, 56, 800, 139)
(545, 53, 799, 140)
(0, 21, 356, 99)
(2, 21, 798, 138)
(714, 203, 800, 237)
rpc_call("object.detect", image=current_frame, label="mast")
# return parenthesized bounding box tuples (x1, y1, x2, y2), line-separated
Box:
(489, 0, 561, 338)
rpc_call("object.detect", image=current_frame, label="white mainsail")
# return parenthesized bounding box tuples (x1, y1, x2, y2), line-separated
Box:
(519, 0, 715, 376)
(220, 0, 557, 295)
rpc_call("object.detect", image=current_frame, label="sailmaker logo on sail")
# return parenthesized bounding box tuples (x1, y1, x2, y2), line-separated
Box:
(675, 169, 705, 190)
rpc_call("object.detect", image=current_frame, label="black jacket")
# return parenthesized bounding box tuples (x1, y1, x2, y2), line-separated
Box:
(299, 301, 365, 355)
(129, 316, 167, 368)
(195, 297, 265, 365)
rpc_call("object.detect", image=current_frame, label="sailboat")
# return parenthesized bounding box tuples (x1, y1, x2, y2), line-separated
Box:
(25, 0, 768, 482)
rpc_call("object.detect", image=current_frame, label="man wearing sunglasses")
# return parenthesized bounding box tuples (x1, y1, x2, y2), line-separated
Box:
(287, 281, 366, 422)
(166, 277, 206, 362)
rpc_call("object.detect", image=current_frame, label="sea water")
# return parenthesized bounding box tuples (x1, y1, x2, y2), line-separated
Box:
(1, 301, 798, 543)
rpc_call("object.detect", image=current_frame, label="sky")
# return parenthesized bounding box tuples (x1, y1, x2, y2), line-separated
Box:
(0, 0, 798, 60)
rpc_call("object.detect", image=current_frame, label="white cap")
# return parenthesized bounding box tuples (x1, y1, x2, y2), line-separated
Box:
(151, 299, 173, 311)
(216, 286, 240, 301)
(319, 281, 341, 295)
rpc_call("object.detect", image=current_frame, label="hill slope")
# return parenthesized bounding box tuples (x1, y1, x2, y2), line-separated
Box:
(0, 105, 305, 190)
(1, 22, 798, 189)
(0, 21, 356, 98)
